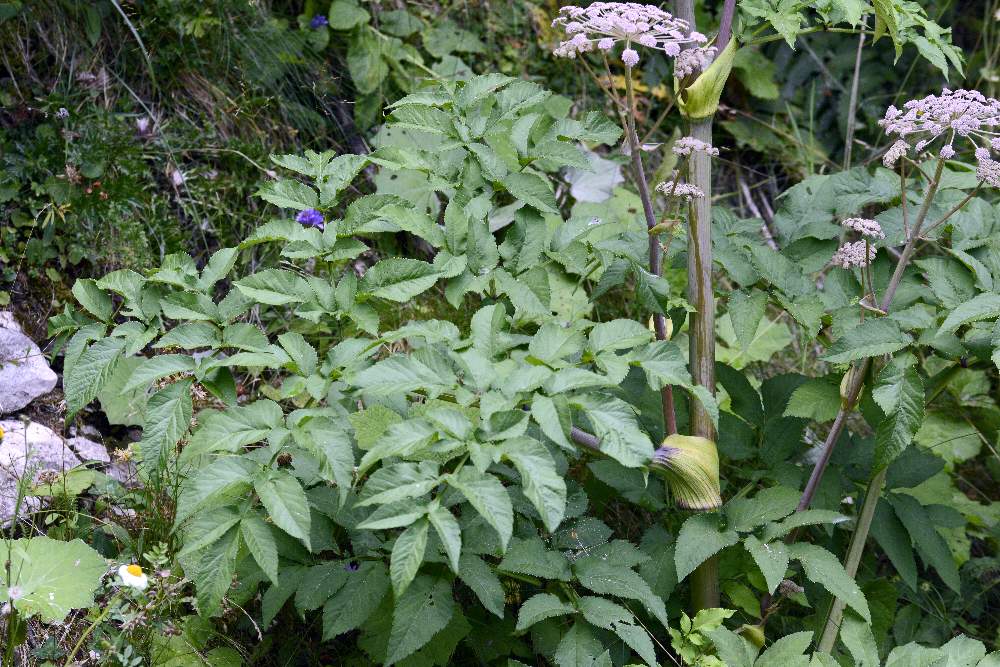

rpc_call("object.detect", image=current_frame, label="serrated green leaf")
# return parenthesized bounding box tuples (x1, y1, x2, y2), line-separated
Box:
(184, 399, 283, 459)
(756, 630, 813, 665)
(175, 457, 255, 526)
(840, 611, 879, 667)
(821, 319, 912, 364)
(358, 461, 439, 507)
(138, 379, 193, 468)
(322, 561, 389, 639)
(448, 467, 513, 550)
(458, 553, 505, 618)
(788, 543, 870, 622)
(64, 336, 126, 418)
(359, 258, 441, 302)
(554, 622, 603, 667)
(573, 556, 668, 628)
(386, 576, 455, 665)
(889, 493, 960, 592)
(256, 179, 318, 210)
(254, 471, 312, 550)
(501, 437, 566, 533)
(743, 535, 789, 595)
(328, 0, 370, 29)
(939, 292, 1000, 333)
(235, 269, 311, 305)
(499, 537, 572, 581)
(571, 394, 654, 468)
(502, 171, 558, 214)
(675, 513, 739, 581)
(240, 517, 280, 585)
(391, 518, 429, 596)
(728, 289, 767, 353)
(761, 510, 844, 542)
(873, 366, 924, 471)
(784, 378, 841, 423)
(515, 593, 577, 631)
(428, 505, 462, 573)
(72, 279, 112, 321)
(725, 486, 799, 533)
(120, 354, 196, 395)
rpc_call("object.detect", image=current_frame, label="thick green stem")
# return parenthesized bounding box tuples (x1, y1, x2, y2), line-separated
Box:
(817, 468, 887, 652)
(672, 0, 732, 614)
(685, 118, 719, 612)
(685, 118, 716, 443)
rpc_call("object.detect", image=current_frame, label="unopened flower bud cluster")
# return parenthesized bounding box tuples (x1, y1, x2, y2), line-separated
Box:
(655, 178, 704, 200)
(672, 136, 719, 156)
(674, 46, 716, 78)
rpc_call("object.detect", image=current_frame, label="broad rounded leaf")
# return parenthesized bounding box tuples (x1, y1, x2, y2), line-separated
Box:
(0, 537, 106, 623)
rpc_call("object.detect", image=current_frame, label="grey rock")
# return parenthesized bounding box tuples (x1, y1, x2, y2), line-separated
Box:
(68, 436, 111, 463)
(107, 461, 141, 488)
(0, 314, 58, 414)
(0, 419, 83, 523)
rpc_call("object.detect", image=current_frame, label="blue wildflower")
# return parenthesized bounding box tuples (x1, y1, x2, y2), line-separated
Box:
(309, 14, 328, 29)
(295, 208, 325, 229)
(345, 561, 360, 572)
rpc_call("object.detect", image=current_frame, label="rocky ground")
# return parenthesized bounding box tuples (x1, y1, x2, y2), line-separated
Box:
(0, 311, 132, 523)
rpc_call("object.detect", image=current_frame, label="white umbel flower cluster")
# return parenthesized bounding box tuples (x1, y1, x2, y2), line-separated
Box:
(656, 179, 704, 200)
(831, 241, 877, 269)
(841, 217, 885, 239)
(880, 89, 1000, 170)
(552, 3, 706, 66)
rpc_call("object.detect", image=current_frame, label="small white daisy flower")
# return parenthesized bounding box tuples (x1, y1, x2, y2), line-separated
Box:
(118, 564, 149, 590)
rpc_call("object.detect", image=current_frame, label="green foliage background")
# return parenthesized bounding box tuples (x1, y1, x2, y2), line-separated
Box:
(2, 0, 1000, 665)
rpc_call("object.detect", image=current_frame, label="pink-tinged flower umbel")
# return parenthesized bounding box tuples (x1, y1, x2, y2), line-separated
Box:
(672, 136, 719, 157)
(841, 217, 885, 240)
(551, 2, 706, 66)
(880, 88, 1000, 169)
(831, 241, 877, 269)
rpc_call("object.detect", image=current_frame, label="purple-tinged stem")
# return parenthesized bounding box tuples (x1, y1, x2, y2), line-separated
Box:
(624, 69, 678, 436)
